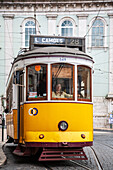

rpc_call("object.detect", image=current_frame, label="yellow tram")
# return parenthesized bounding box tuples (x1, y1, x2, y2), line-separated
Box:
(5, 35, 93, 161)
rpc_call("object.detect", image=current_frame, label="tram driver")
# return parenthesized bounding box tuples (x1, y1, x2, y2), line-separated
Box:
(52, 83, 73, 98)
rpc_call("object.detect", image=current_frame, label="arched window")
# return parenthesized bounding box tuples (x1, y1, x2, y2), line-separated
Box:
(92, 19, 104, 47)
(61, 20, 73, 37)
(25, 21, 36, 47)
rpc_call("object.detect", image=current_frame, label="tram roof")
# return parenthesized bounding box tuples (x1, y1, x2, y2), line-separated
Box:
(14, 46, 93, 63)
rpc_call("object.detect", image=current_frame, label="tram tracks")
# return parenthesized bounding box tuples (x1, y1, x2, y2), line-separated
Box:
(4, 142, 107, 170)
(66, 146, 104, 170)
(90, 146, 103, 170)
(61, 156, 92, 170)
(42, 160, 92, 170)
(68, 159, 92, 170)
(96, 142, 113, 150)
(41, 162, 54, 170)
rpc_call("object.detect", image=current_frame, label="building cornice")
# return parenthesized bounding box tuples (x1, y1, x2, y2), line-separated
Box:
(0, 1, 112, 12)
(46, 14, 58, 19)
(0, 1, 112, 6)
(2, 14, 15, 19)
(107, 13, 113, 18)
(77, 14, 89, 19)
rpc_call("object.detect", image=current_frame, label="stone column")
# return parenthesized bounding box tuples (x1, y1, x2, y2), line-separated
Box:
(108, 14, 113, 96)
(2, 14, 14, 82)
(77, 14, 88, 37)
(107, 13, 113, 113)
(46, 14, 58, 35)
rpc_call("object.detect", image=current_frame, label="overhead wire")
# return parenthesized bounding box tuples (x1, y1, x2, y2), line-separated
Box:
(0, 1, 111, 83)
(5, 20, 15, 59)
(94, 68, 112, 74)
(84, 1, 103, 38)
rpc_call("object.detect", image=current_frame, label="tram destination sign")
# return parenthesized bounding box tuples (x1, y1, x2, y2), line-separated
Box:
(30, 35, 85, 52)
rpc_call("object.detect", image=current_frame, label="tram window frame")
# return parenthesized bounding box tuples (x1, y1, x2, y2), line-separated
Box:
(20, 72, 24, 103)
(26, 64, 48, 101)
(51, 63, 75, 100)
(6, 77, 13, 113)
(77, 65, 92, 102)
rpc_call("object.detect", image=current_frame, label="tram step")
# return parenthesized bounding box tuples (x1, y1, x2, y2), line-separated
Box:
(38, 148, 88, 161)
(13, 145, 31, 156)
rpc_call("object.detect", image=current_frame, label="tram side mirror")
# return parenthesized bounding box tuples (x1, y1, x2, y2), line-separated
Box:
(4, 108, 9, 114)
(13, 71, 20, 84)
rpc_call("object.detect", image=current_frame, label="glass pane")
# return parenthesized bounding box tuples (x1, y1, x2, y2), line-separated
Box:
(96, 27, 99, 35)
(66, 28, 68, 36)
(77, 66, 91, 101)
(100, 39, 104, 46)
(61, 28, 64, 36)
(68, 21, 73, 26)
(31, 21, 35, 26)
(27, 65, 47, 100)
(51, 64, 74, 100)
(29, 28, 32, 35)
(25, 28, 28, 34)
(33, 28, 36, 34)
(25, 21, 30, 26)
(25, 34, 28, 41)
(61, 20, 73, 36)
(61, 20, 73, 27)
(92, 27, 96, 35)
(25, 21, 35, 26)
(100, 27, 103, 35)
(93, 20, 98, 26)
(92, 34, 96, 46)
(25, 41, 28, 47)
(96, 39, 99, 46)
(61, 28, 66, 36)
(99, 20, 104, 26)
(92, 40, 95, 46)
(25, 28, 28, 43)
(25, 20, 36, 47)
(61, 22, 66, 26)
(68, 28, 73, 37)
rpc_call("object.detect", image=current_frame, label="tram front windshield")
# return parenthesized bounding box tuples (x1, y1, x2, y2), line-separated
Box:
(51, 63, 74, 100)
(27, 64, 47, 99)
(27, 63, 91, 101)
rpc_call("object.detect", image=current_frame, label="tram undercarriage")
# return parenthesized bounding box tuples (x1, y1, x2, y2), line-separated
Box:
(13, 142, 92, 161)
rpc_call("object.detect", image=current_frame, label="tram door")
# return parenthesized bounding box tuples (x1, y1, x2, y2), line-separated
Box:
(13, 70, 24, 142)
(19, 72, 24, 142)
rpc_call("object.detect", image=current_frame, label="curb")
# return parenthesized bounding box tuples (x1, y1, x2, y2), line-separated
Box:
(0, 142, 7, 167)
(94, 129, 113, 132)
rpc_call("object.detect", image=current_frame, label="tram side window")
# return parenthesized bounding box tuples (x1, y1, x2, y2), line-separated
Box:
(6, 78, 13, 113)
(51, 63, 74, 100)
(77, 66, 91, 101)
(20, 73, 24, 102)
(27, 64, 47, 100)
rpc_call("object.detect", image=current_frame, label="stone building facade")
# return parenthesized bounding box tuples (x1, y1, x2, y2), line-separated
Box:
(0, 0, 113, 128)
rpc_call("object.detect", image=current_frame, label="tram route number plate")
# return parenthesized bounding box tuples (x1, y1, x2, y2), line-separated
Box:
(34, 37, 65, 45)
(67, 38, 83, 46)
(34, 37, 83, 46)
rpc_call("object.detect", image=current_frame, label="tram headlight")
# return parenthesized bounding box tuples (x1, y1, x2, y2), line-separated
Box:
(58, 121, 68, 131)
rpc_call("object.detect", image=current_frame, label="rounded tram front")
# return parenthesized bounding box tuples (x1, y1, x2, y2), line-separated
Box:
(6, 36, 93, 161)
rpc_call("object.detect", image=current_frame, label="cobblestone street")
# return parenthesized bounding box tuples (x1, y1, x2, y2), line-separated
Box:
(0, 130, 113, 170)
